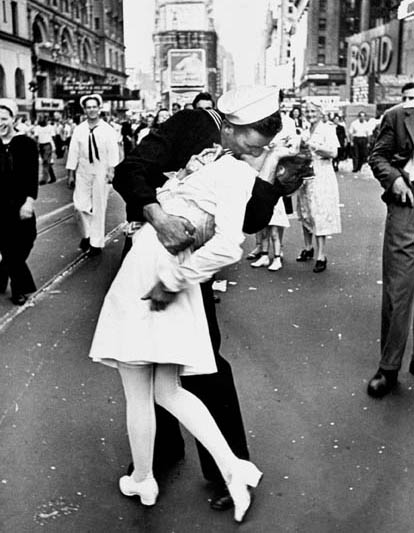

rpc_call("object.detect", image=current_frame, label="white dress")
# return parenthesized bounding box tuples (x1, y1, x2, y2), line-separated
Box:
(296, 122, 341, 236)
(88, 155, 257, 376)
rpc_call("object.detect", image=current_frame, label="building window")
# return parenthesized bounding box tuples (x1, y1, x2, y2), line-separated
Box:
(0, 65, 5, 97)
(317, 54, 326, 65)
(11, 1, 18, 35)
(318, 35, 326, 47)
(15, 68, 25, 99)
(94, 17, 100, 30)
(319, 17, 326, 31)
(2, 0, 6, 23)
(319, 0, 327, 13)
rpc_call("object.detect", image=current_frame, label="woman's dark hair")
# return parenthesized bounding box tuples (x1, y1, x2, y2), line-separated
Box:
(38, 118, 47, 127)
(243, 110, 282, 138)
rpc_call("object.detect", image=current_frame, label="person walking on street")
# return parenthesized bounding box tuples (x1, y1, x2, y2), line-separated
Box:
(0, 98, 38, 305)
(66, 94, 120, 256)
(296, 102, 341, 273)
(33, 118, 56, 185)
(113, 85, 303, 511)
(367, 82, 414, 398)
(349, 111, 370, 172)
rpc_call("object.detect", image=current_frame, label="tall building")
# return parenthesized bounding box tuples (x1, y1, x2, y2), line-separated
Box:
(264, 0, 296, 91)
(153, 0, 218, 108)
(27, 0, 127, 116)
(0, 0, 33, 114)
(292, 0, 362, 99)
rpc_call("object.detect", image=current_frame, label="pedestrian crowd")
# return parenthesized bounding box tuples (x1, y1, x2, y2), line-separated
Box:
(1, 80, 414, 525)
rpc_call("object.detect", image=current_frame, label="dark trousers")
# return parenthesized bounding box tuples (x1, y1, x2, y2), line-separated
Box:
(379, 203, 414, 371)
(122, 236, 249, 483)
(352, 137, 368, 171)
(0, 215, 37, 297)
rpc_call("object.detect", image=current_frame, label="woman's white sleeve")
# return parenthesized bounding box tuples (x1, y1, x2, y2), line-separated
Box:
(158, 172, 253, 292)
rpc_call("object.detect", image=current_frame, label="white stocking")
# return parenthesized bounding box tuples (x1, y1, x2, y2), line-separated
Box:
(117, 363, 156, 483)
(154, 364, 238, 482)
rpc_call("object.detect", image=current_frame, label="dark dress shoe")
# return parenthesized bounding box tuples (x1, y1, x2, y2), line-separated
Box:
(296, 248, 314, 262)
(11, 294, 27, 306)
(313, 258, 327, 273)
(88, 246, 102, 256)
(79, 238, 90, 252)
(367, 369, 398, 398)
(210, 485, 234, 511)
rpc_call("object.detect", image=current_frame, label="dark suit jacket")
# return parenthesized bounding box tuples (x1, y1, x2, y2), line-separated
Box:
(369, 104, 414, 203)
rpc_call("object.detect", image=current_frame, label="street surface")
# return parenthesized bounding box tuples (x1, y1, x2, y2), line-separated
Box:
(2, 159, 414, 533)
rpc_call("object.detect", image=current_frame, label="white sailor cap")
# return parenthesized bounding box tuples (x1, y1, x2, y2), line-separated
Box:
(0, 98, 18, 117)
(80, 93, 103, 108)
(217, 85, 279, 126)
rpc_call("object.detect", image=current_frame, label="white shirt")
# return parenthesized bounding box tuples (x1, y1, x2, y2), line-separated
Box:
(34, 124, 55, 144)
(66, 119, 120, 175)
(349, 119, 370, 138)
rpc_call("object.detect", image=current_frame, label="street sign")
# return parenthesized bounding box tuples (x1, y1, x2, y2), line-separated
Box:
(35, 98, 64, 111)
(55, 83, 122, 99)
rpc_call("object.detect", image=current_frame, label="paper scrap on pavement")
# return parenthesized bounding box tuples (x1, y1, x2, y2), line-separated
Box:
(212, 280, 227, 292)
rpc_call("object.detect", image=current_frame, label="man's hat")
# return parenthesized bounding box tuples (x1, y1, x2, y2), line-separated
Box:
(217, 85, 279, 126)
(80, 93, 103, 108)
(0, 98, 18, 117)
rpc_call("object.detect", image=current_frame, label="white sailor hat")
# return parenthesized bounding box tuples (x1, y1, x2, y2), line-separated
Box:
(80, 93, 103, 108)
(0, 98, 18, 117)
(217, 85, 279, 126)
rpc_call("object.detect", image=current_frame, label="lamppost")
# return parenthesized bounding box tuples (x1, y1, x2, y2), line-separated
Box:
(29, 43, 39, 122)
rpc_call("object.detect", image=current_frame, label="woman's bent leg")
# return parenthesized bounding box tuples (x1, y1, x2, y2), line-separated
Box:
(118, 363, 156, 482)
(154, 364, 236, 479)
(154, 364, 262, 522)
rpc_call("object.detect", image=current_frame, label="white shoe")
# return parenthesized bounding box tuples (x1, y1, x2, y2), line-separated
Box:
(119, 474, 159, 506)
(250, 254, 270, 268)
(268, 257, 282, 271)
(226, 460, 263, 523)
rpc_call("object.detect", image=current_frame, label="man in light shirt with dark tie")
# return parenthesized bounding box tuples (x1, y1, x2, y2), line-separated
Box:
(66, 94, 120, 255)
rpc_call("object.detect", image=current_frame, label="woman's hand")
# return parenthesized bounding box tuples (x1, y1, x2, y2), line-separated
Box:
(141, 281, 177, 311)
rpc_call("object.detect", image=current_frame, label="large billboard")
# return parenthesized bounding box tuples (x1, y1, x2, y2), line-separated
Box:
(168, 49, 206, 87)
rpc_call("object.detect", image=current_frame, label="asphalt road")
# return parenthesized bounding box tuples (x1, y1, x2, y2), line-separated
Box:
(2, 160, 414, 533)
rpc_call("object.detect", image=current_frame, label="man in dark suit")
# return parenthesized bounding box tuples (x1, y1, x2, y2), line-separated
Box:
(113, 86, 302, 509)
(367, 82, 414, 397)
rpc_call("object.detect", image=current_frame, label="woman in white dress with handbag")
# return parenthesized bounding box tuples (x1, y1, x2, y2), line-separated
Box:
(296, 102, 342, 273)
(88, 91, 286, 522)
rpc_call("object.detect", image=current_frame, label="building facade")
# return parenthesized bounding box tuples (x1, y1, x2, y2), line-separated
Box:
(0, 0, 33, 114)
(153, 0, 218, 109)
(27, 0, 127, 117)
(263, 0, 296, 91)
